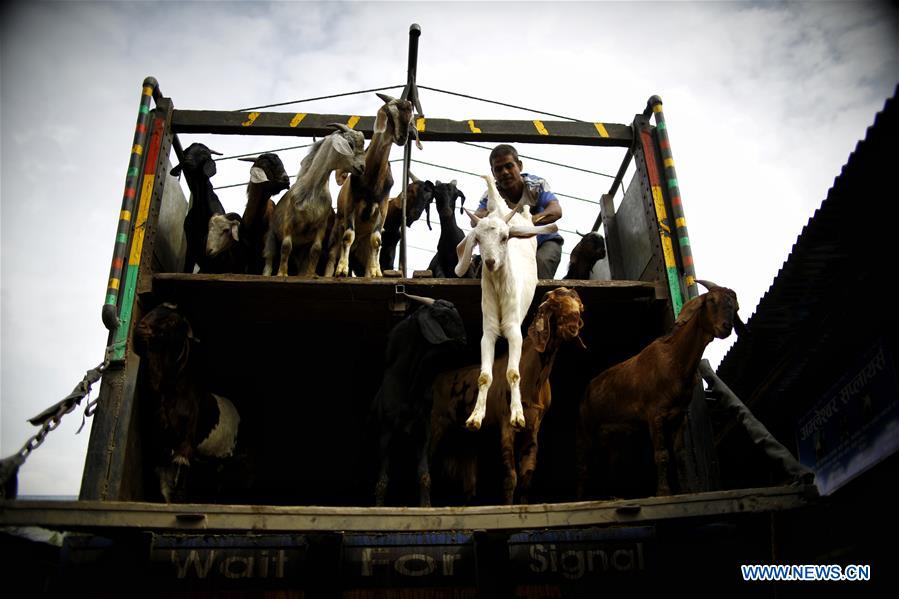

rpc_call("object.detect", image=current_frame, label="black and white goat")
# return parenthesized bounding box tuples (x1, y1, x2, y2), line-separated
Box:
(204, 212, 249, 274)
(133, 303, 240, 502)
(172, 143, 225, 273)
(372, 294, 467, 507)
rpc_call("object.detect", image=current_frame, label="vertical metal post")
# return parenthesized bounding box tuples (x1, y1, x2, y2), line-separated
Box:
(648, 95, 698, 299)
(399, 23, 422, 277)
(102, 77, 158, 334)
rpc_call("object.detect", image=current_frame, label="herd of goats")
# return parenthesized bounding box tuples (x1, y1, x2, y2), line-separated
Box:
(134, 94, 746, 505)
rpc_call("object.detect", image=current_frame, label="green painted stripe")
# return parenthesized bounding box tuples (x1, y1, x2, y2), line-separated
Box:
(106, 293, 118, 305)
(117, 233, 128, 244)
(139, 105, 149, 115)
(113, 266, 140, 360)
(667, 266, 684, 317)
(657, 122, 666, 130)
(667, 178, 678, 189)
(127, 167, 139, 178)
(679, 236, 690, 247)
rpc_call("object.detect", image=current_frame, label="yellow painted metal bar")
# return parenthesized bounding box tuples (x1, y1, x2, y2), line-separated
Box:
(290, 113, 307, 127)
(132, 144, 143, 156)
(594, 123, 609, 138)
(652, 185, 677, 268)
(468, 120, 482, 134)
(533, 120, 549, 135)
(241, 112, 260, 127)
(128, 174, 155, 265)
(346, 115, 361, 129)
(416, 117, 426, 132)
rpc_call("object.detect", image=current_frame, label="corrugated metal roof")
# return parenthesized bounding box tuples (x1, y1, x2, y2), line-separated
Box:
(716, 85, 898, 429)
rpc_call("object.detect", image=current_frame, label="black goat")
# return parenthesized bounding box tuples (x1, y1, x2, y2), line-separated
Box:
(379, 175, 436, 272)
(563, 231, 606, 280)
(172, 143, 225, 273)
(372, 294, 467, 507)
(133, 303, 241, 502)
(427, 180, 477, 278)
(238, 153, 290, 275)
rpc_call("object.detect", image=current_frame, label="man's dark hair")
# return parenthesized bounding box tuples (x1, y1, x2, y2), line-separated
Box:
(489, 144, 520, 164)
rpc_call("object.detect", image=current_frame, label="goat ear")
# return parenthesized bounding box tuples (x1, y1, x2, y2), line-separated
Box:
(374, 108, 388, 135)
(331, 135, 354, 157)
(675, 295, 704, 327)
(230, 220, 240, 241)
(509, 223, 558, 238)
(170, 164, 183, 177)
(203, 158, 217, 178)
(455, 230, 478, 277)
(335, 170, 349, 186)
(527, 308, 552, 353)
(249, 166, 269, 184)
(416, 307, 452, 345)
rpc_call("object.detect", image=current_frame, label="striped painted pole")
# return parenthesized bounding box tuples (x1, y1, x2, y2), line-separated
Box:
(102, 77, 158, 333)
(648, 95, 698, 300)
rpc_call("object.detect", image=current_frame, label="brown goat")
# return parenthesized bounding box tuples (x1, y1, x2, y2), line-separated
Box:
(430, 287, 586, 504)
(576, 281, 745, 497)
(327, 93, 419, 277)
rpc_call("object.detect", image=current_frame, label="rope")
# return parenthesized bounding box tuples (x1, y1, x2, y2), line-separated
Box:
(214, 143, 316, 162)
(417, 85, 584, 122)
(457, 142, 616, 179)
(236, 84, 405, 112)
(393, 159, 603, 206)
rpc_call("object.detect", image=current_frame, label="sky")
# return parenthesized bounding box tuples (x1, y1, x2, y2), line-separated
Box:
(1, 0, 897, 497)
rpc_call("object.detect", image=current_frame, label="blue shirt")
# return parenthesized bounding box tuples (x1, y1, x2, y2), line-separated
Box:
(478, 173, 563, 246)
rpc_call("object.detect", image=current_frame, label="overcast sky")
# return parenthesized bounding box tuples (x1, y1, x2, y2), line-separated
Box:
(2, 1, 897, 497)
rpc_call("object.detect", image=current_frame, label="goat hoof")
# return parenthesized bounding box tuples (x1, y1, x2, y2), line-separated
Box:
(465, 416, 483, 431)
(510, 413, 526, 430)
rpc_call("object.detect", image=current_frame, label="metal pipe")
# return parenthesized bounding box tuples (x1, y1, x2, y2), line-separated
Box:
(647, 95, 698, 299)
(399, 24, 422, 277)
(102, 76, 158, 332)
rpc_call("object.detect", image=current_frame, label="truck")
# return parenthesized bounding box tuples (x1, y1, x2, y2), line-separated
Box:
(1, 27, 824, 596)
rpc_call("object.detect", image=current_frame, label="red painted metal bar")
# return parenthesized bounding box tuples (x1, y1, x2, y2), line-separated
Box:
(102, 77, 158, 332)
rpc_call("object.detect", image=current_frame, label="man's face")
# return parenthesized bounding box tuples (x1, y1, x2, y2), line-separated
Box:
(490, 154, 523, 191)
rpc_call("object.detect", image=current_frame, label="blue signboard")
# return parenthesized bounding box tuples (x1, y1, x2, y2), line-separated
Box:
(797, 339, 899, 495)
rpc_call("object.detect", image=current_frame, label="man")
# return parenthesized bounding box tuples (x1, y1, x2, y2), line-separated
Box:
(475, 144, 563, 279)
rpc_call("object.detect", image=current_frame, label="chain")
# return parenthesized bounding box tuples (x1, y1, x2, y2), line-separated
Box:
(1, 348, 112, 498)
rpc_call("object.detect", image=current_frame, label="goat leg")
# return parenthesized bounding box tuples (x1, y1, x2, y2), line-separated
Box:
(466, 331, 497, 430)
(374, 431, 391, 507)
(305, 226, 328, 277)
(650, 415, 672, 495)
(500, 425, 517, 505)
(415, 432, 431, 508)
(504, 323, 526, 430)
(277, 236, 293, 277)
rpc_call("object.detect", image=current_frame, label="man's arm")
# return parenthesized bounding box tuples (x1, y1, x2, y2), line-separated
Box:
(532, 199, 561, 225)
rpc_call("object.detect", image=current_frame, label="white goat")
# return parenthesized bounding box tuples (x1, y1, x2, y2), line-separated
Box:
(455, 175, 558, 430)
(264, 125, 365, 277)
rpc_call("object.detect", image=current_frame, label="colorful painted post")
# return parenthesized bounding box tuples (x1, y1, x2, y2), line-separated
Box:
(647, 95, 698, 301)
(102, 77, 158, 334)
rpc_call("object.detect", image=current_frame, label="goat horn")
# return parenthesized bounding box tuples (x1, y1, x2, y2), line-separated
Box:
(575, 230, 587, 238)
(408, 171, 420, 183)
(696, 279, 721, 291)
(402, 292, 435, 306)
(463, 207, 481, 227)
(327, 123, 352, 133)
(376, 92, 397, 104)
(734, 313, 750, 337)
(237, 156, 257, 163)
(209, 150, 223, 156)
